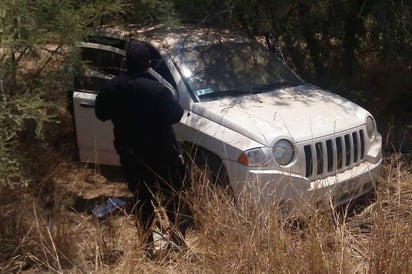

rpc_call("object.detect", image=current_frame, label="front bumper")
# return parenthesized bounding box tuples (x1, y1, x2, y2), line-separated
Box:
(227, 158, 382, 215)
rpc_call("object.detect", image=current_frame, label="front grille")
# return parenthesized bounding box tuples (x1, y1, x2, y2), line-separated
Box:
(304, 130, 365, 178)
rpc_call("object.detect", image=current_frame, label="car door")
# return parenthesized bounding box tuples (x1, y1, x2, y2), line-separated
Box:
(73, 35, 180, 166)
(73, 35, 128, 166)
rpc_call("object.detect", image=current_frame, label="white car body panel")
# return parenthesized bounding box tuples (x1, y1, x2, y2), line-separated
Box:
(188, 85, 367, 146)
(73, 91, 120, 166)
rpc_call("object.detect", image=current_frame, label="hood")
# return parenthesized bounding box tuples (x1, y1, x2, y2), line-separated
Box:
(190, 85, 369, 146)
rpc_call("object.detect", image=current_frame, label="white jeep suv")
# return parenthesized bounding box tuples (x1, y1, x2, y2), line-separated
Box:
(72, 25, 382, 214)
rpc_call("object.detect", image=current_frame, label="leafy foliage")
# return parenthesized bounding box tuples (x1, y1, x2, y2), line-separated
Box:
(0, 89, 54, 186)
(0, 0, 127, 187)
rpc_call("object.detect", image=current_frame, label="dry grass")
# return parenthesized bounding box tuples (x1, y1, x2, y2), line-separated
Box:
(0, 152, 411, 274)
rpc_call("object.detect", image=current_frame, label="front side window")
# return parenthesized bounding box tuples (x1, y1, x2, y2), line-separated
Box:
(75, 38, 177, 93)
(80, 47, 125, 76)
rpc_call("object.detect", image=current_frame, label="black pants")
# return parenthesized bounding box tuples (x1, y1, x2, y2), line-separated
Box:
(121, 154, 192, 246)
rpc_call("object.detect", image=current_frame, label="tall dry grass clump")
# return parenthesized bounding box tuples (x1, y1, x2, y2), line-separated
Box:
(0, 153, 411, 273)
(362, 154, 412, 273)
(0, 185, 78, 273)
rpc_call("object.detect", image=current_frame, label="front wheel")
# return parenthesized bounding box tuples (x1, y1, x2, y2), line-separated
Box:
(183, 146, 232, 194)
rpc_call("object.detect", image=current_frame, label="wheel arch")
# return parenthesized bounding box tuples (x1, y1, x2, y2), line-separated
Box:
(180, 141, 231, 189)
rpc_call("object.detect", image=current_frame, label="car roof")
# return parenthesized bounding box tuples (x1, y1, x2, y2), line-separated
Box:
(95, 25, 252, 51)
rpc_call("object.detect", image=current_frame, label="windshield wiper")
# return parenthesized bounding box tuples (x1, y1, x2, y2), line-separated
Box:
(252, 81, 301, 93)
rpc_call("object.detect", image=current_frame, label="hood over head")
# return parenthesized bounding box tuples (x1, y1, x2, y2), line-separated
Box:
(126, 41, 151, 75)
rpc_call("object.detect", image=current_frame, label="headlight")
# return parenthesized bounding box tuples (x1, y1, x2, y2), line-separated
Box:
(273, 139, 295, 166)
(366, 116, 377, 140)
(238, 148, 265, 167)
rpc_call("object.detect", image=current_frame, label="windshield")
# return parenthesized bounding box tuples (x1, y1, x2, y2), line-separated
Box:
(172, 41, 303, 100)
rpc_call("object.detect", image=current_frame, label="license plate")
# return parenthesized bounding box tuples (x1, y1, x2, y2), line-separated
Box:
(336, 179, 359, 194)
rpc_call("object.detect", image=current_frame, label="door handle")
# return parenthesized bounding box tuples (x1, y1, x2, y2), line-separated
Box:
(80, 102, 95, 108)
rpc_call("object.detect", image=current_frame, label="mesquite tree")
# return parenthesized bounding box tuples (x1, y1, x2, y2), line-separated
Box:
(0, 0, 126, 186)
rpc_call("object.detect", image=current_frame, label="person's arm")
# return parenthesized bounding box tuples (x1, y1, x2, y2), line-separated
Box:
(155, 86, 184, 125)
(95, 86, 113, 121)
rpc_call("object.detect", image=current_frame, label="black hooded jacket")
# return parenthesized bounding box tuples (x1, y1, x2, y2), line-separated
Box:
(95, 73, 184, 165)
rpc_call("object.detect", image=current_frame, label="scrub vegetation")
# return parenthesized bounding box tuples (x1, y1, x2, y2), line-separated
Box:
(0, 0, 411, 273)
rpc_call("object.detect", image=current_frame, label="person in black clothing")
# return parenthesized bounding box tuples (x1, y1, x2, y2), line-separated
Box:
(94, 41, 190, 253)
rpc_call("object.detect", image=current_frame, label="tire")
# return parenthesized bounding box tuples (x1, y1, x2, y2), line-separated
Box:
(183, 145, 232, 194)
